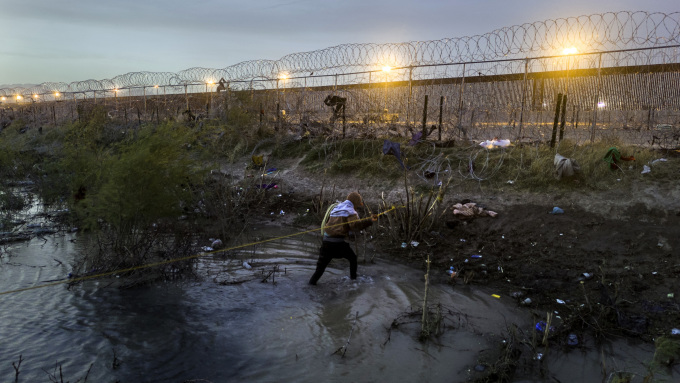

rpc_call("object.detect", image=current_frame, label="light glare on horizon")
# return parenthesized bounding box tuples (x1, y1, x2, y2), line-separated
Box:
(562, 47, 578, 55)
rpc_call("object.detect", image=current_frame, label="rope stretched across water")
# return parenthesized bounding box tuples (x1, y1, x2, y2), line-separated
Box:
(0, 205, 400, 298)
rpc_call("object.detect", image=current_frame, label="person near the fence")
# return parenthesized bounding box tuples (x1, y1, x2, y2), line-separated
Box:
(309, 192, 377, 285)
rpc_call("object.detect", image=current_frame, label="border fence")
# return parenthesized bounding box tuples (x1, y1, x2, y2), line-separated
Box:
(1, 11, 679, 148)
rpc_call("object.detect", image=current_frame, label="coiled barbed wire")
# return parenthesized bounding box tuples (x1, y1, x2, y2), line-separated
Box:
(1, 11, 679, 98)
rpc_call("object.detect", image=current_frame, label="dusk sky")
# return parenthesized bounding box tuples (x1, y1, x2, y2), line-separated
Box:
(1, 0, 677, 87)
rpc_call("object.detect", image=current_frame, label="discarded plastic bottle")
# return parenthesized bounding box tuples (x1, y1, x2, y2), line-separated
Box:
(446, 266, 456, 275)
(243, 261, 252, 269)
(549, 207, 564, 214)
(567, 333, 578, 346)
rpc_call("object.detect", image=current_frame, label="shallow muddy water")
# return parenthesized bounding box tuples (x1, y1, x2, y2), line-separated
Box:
(0, 219, 675, 382)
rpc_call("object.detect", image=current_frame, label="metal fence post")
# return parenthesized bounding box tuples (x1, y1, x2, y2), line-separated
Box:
(518, 58, 529, 140)
(590, 53, 603, 142)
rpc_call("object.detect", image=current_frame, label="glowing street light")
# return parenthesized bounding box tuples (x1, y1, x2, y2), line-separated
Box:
(382, 66, 392, 73)
(561, 46, 578, 55)
(54, 92, 60, 97)
(16, 95, 22, 101)
(278, 73, 288, 80)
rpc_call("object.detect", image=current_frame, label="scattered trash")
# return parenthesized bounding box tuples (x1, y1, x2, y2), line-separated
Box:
(651, 158, 668, 165)
(556, 299, 566, 304)
(279, 210, 285, 215)
(567, 333, 579, 346)
(506, 180, 515, 184)
(672, 328, 680, 335)
(641, 165, 651, 174)
(491, 294, 501, 299)
(510, 291, 524, 298)
(464, 259, 469, 263)
(652, 271, 658, 275)
(265, 167, 277, 174)
(604, 147, 635, 170)
(211, 239, 223, 249)
(474, 365, 486, 372)
(668, 293, 675, 298)
(549, 207, 564, 214)
(452, 202, 497, 218)
(479, 138, 511, 149)
(401, 242, 407, 248)
(583, 272, 593, 279)
(535, 321, 554, 333)
(252, 154, 265, 167)
(535, 353, 544, 361)
(554, 153, 581, 180)
(460, 239, 466, 242)
(446, 266, 456, 275)
(410, 240, 419, 247)
(257, 183, 278, 189)
(382, 139, 409, 170)
(201, 246, 214, 252)
(243, 261, 252, 269)
(470, 254, 483, 259)
(522, 298, 532, 305)
(408, 131, 423, 146)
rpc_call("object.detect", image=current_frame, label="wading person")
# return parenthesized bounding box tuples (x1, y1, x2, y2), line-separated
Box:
(309, 192, 377, 285)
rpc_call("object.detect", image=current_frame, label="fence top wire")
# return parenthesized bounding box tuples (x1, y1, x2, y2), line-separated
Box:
(1, 11, 679, 98)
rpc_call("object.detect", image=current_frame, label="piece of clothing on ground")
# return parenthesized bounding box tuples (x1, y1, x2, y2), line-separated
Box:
(554, 153, 581, 180)
(604, 147, 635, 170)
(452, 202, 497, 218)
(382, 139, 409, 170)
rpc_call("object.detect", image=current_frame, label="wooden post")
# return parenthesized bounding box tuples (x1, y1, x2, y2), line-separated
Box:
(550, 93, 563, 148)
(421, 94, 429, 136)
(518, 58, 529, 140)
(408, 67, 413, 127)
(420, 253, 431, 338)
(558, 94, 568, 141)
(276, 102, 280, 131)
(590, 53, 603, 142)
(457, 63, 466, 136)
(438, 96, 444, 141)
(184, 84, 189, 111)
(342, 103, 346, 138)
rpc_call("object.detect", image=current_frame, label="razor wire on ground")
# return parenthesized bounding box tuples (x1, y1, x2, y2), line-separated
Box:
(1, 11, 680, 149)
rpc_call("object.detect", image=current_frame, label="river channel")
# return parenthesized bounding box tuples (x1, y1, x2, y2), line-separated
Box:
(0, 200, 672, 382)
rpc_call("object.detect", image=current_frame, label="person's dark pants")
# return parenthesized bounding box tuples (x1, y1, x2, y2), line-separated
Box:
(309, 241, 357, 285)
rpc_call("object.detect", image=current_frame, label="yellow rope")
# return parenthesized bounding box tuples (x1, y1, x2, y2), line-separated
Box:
(320, 202, 338, 236)
(0, 205, 400, 297)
